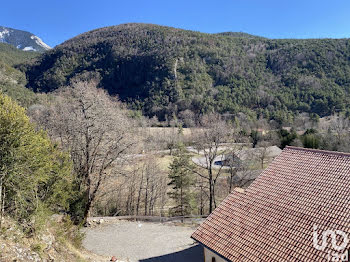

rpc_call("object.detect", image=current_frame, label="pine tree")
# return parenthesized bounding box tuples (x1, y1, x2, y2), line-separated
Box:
(0, 92, 73, 228)
(168, 143, 193, 217)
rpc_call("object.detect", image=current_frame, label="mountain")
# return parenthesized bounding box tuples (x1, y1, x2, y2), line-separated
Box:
(20, 23, 350, 123)
(0, 26, 51, 52)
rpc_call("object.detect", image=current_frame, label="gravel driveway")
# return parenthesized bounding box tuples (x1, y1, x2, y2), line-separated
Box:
(82, 221, 203, 262)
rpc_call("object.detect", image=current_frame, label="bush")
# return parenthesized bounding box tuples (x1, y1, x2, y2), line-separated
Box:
(0, 92, 73, 231)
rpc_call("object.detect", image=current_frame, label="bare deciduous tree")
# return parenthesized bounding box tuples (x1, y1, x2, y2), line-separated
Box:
(141, 159, 167, 216)
(104, 157, 167, 217)
(330, 115, 349, 147)
(31, 80, 137, 220)
(192, 114, 231, 213)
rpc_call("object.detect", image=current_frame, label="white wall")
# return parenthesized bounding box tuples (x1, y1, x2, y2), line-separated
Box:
(204, 247, 227, 262)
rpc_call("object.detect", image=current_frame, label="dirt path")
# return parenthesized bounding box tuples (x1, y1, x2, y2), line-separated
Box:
(82, 221, 203, 262)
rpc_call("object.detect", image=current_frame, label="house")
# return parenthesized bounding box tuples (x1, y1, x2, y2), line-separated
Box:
(221, 145, 282, 165)
(192, 146, 350, 261)
(208, 145, 282, 170)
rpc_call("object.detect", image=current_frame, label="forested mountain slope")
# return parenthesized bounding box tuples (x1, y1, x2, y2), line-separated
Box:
(21, 23, 350, 123)
(0, 43, 39, 107)
(0, 42, 38, 65)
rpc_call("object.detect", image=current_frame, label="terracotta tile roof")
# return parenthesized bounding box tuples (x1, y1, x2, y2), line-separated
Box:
(192, 146, 350, 261)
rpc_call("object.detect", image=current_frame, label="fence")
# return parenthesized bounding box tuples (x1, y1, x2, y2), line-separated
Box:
(87, 215, 208, 224)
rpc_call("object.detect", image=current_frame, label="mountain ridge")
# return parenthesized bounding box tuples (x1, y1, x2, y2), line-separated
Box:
(0, 26, 51, 52)
(20, 23, 350, 124)
(215, 31, 265, 39)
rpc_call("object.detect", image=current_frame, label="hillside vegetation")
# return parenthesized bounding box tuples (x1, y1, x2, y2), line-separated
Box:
(0, 43, 39, 107)
(21, 23, 350, 124)
(0, 43, 38, 66)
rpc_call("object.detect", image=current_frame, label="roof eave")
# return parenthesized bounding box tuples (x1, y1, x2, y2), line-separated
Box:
(191, 236, 232, 262)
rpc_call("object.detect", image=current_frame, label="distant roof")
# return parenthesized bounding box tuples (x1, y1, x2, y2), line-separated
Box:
(192, 146, 350, 261)
(235, 145, 282, 161)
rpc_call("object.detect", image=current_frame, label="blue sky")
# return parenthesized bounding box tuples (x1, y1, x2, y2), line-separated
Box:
(2, 0, 350, 47)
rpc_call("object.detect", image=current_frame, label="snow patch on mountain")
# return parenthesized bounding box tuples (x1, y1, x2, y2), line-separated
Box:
(23, 46, 36, 51)
(0, 26, 51, 52)
(30, 35, 51, 50)
(0, 28, 10, 39)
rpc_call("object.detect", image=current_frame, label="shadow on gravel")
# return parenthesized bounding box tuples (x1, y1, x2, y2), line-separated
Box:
(139, 244, 203, 262)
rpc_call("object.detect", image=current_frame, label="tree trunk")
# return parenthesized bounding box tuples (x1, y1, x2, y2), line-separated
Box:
(136, 172, 144, 216)
(83, 182, 93, 220)
(144, 180, 148, 216)
(213, 184, 217, 208)
(208, 167, 213, 213)
(180, 182, 184, 222)
(0, 177, 2, 228)
(200, 186, 204, 216)
(84, 199, 92, 221)
(209, 181, 213, 213)
(0, 188, 5, 228)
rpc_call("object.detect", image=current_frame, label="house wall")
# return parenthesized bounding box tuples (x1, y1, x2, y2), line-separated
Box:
(204, 247, 227, 262)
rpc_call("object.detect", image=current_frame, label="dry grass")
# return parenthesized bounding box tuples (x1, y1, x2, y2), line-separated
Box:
(0, 216, 108, 262)
(141, 127, 197, 138)
(156, 154, 174, 171)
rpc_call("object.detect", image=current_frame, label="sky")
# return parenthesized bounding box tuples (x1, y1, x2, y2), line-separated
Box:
(2, 0, 350, 47)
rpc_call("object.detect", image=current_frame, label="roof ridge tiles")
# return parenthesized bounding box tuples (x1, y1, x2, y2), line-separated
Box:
(285, 146, 350, 157)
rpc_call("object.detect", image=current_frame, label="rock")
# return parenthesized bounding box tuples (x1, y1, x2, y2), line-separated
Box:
(48, 253, 55, 261)
(51, 214, 64, 223)
(41, 232, 55, 250)
(97, 218, 104, 224)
